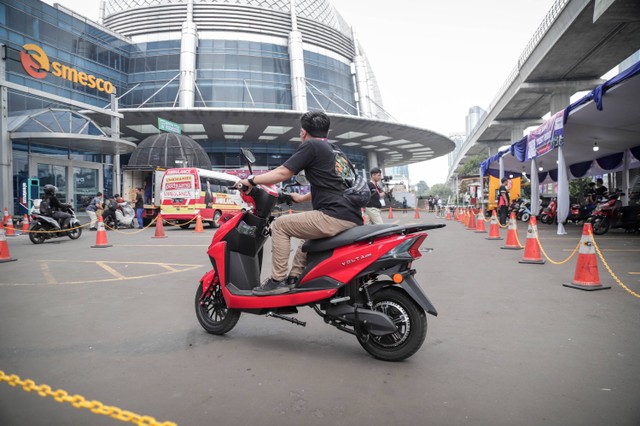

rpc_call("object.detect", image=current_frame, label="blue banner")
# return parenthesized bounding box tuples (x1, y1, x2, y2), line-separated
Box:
(526, 111, 564, 160)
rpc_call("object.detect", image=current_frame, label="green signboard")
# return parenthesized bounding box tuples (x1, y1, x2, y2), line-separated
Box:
(158, 117, 182, 134)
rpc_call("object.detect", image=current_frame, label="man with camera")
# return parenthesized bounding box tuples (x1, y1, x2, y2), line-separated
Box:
(365, 167, 387, 224)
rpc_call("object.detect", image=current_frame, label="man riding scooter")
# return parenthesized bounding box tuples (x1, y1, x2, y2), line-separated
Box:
(40, 184, 71, 229)
(239, 111, 364, 296)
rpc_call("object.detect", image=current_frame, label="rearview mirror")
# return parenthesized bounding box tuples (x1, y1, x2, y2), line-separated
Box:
(241, 148, 255, 164)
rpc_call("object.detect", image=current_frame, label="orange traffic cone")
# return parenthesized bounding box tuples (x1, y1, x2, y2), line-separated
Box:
(5, 215, 16, 237)
(21, 214, 30, 234)
(486, 210, 502, 240)
(91, 216, 112, 248)
(446, 209, 452, 220)
(414, 207, 420, 219)
(388, 207, 394, 219)
(2, 207, 8, 225)
(153, 214, 168, 238)
(502, 212, 522, 250)
(563, 223, 610, 291)
(194, 214, 204, 233)
(519, 216, 545, 264)
(0, 229, 17, 263)
(467, 209, 477, 230)
(475, 211, 486, 233)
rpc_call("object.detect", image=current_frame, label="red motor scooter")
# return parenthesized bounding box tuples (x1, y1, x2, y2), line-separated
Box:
(195, 149, 444, 361)
(539, 198, 557, 224)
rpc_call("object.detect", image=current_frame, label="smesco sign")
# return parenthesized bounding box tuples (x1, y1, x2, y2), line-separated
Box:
(20, 44, 115, 94)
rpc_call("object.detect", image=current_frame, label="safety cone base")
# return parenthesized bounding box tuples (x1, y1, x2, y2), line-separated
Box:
(0, 257, 17, 263)
(91, 243, 112, 248)
(153, 235, 168, 239)
(519, 258, 545, 264)
(486, 236, 503, 240)
(562, 282, 611, 291)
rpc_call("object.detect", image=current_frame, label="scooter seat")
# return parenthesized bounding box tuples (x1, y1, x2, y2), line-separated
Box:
(302, 224, 397, 253)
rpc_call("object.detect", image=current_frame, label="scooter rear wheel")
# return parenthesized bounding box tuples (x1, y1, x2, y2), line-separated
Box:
(357, 287, 427, 362)
(195, 284, 240, 335)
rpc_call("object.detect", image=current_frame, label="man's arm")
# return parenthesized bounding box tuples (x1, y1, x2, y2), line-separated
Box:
(240, 165, 294, 187)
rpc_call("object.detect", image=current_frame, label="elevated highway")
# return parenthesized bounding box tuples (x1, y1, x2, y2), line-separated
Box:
(447, 0, 640, 180)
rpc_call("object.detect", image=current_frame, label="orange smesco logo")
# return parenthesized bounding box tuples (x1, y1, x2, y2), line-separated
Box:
(19, 43, 115, 94)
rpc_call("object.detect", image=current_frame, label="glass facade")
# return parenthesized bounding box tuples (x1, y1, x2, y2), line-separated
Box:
(1, 0, 378, 213)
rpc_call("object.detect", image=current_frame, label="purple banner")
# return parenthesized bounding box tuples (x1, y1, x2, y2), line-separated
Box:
(526, 111, 564, 160)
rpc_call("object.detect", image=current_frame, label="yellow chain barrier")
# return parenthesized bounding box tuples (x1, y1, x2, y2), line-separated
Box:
(588, 231, 640, 299)
(104, 214, 160, 234)
(512, 228, 525, 249)
(0, 370, 177, 426)
(532, 229, 580, 265)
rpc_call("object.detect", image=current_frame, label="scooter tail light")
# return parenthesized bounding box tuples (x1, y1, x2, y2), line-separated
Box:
(408, 234, 427, 259)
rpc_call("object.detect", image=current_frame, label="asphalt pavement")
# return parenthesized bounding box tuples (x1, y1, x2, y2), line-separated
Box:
(1, 212, 639, 426)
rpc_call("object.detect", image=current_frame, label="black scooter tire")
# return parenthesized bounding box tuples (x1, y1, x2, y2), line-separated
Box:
(68, 225, 82, 240)
(592, 217, 610, 235)
(357, 287, 427, 362)
(521, 213, 530, 222)
(195, 284, 240, 335)
(29, 224, 47, 244)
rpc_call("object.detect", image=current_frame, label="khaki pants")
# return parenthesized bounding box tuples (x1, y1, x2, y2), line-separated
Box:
(365, 207, 384, 225)
(270, 210, 357, 281)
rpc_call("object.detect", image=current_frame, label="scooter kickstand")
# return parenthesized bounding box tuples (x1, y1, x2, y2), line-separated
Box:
(266, 311, 306, 327)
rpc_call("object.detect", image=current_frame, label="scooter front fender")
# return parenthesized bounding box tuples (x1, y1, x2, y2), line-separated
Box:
(401, 275, 438, 317)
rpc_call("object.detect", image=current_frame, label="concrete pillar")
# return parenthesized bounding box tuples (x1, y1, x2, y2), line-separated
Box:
(510, 124, 526, 144)
(352, 30, 371, 118)
(289, 0, 307, 111)
(0, 58, 11, 214)
(179, 0, 197, 108)
(367, 151, 379, 171)
(550, 91, 571, 114)
(110, 91, 121, 195)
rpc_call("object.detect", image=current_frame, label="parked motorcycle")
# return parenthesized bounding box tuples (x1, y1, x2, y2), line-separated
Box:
(517, 200, 532, 222)
(195, 149, 444, 361)
(588, 192, 640, 234)
(104, 201, 137, 229)
(29, 199, 82, 244)
(539, 198, 557, 224)
(565, 203, 595, 224)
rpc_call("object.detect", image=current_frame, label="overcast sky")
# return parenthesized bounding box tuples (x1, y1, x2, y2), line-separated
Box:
(43, 0, 557, 185)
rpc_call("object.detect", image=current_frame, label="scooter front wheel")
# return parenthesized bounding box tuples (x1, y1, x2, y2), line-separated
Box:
(357, 287, 427, 362)
(195, 284, 240, 335)
(521, 212, 530, 222)
(592, 217, 610, 235)
(29, 224, 47, 244)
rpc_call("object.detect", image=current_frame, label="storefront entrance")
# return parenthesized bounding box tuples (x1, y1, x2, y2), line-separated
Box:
(29, 156, 102, 212)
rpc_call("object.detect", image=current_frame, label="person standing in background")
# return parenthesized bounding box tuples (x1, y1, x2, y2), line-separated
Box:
(498, 178, 510, 225)
(134, 187, 144, 228)
(365, 167, 385, 224)
(86, 192, 103, 230)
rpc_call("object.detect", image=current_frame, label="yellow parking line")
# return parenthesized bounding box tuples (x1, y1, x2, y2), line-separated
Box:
(629, 272, 640, 275)
(39, 263, 57, 285)
(563, 249, 640, 252)
(97, 261, 127, 280)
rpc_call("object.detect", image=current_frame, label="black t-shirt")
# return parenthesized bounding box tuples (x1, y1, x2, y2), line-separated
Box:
(135, 193, 144, 209)
(366, 181, 383, 208)
(283, 139, 363, 225)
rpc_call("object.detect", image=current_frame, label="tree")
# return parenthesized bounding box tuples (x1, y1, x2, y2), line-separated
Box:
(416, 181, 429, 197)
(426, 183, 453, 200)
(459, 155, 485, 177)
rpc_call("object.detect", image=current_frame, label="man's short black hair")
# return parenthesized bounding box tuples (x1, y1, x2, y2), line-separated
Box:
(501, 178, 508, 184)
(370, 167, 382, 175)
(300, 110, 330, 138)
(97, 192, 102, 196)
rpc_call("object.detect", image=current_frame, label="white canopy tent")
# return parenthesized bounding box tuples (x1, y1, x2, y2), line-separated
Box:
(481, 61, 640, 235)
